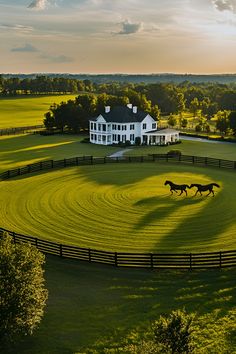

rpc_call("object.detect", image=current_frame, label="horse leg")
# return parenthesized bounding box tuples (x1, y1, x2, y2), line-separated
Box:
(194, 190, 198, 196)
(179, 190, 183, 196)
(184, 189, 187, 196)
(170, 188, 173, 195)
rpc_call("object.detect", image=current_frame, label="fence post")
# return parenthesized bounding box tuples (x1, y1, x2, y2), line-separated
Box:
(7, 170, 10, 178)
(51, 160, 54, 168)
(90, 156, 93, 165)
(40, 161, 43, 170)
(205, 157, 208, 165)
(18, 168, 21, 176)
(234, 161, 236, 169)
(60, 244, 63, 257)
(189, 253, 192, 270)
(35, 237, 38, 248)
(28, 165, 31, 173)
(219, 251, 222, 268)
(104, 156, 106, 163)
(114, 252, 118, 266)
(64, 158, 67, 167)
(150, 253, 154, 269)
(12, 232, 16, 244)
(76, 157, 79, 166)
(192, 156, 195, 164)
(219, 159, 221, 168)
(88, 248, 92, 262)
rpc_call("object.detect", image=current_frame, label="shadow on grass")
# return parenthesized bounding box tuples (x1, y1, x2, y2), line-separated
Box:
(7, 256, 236, 354)
(0, 134, 119, 173)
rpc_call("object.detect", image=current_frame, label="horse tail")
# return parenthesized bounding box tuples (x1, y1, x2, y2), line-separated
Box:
(212, 183, 220, 188)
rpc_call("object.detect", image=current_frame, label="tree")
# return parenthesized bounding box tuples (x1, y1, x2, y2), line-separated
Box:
(228, 111, 236, 135)
(44, 111, 55, 130)
(189, 98, 200, 118)
(0, 233, 48, 345)
(152, 309, 196, 354)
(167, 115, 177, 128)
(216, 110, 229, 135)
(180, 117, 188, 129)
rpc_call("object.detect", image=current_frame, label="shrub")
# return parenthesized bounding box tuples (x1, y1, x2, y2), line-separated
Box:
(152, 309, 196, 354)
(167, 150, 182, 157)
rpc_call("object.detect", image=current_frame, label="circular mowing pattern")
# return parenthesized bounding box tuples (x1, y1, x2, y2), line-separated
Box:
(0, 162, 236, 253)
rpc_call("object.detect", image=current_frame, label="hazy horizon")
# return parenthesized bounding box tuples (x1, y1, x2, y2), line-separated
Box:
(1, 0, 236, 74)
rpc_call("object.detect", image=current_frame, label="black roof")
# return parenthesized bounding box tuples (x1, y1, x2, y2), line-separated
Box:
(98, 106, 148, 123)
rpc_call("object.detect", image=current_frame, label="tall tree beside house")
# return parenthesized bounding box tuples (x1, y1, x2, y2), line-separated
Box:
(0, 232, 48, 346)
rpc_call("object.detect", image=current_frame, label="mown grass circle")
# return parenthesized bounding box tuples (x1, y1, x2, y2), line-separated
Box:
(0, 162, 236, 253)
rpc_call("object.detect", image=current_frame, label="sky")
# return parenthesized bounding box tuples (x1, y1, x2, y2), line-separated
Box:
(1, 0, 236, 73)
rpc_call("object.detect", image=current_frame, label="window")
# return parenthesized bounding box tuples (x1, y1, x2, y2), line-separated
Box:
(152, 123, 156, 129)
(90, 122, 93, 130)
(102, 135, 106, 142)
(142, 123, 147, 129)
(122, 135, 126, 142)
(107, 136, 111, 143)
(130, 134, 135, 141)
(122, 125, 127, 130)
(112, 124, 117, 130)
(102, 124, 106, 132)
(91, 134, 94, 140)
(98, 135, 101, 141)
(117, 125, 120, 130)
(98, 124, 101, 131)
(94, 134, 97, 141)
(94, 123, 97, 130)
(130, 124, 135, 130)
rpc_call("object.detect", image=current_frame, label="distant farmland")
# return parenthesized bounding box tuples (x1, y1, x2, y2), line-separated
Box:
(0, 95, 77, 129)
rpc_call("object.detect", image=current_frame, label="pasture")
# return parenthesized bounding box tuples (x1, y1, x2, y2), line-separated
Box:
(1, 162, 236, 253)
(1, 133, 236, 353)
(0, 95, 77, 128)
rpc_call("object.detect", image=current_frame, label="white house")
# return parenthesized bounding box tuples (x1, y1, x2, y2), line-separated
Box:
(89, 104, 179, 146)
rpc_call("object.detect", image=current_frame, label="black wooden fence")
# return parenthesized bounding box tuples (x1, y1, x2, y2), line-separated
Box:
(0, 125, 44, 136)
(1, 153, 236, 180)
(1, 153, 236, 269)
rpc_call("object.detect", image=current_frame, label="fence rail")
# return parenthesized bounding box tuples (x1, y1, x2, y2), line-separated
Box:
(1, 153, 236, 269)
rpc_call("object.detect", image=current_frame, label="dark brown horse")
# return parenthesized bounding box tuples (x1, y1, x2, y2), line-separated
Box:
(164, 180, 190, 196)
(190, 183, 220, 196)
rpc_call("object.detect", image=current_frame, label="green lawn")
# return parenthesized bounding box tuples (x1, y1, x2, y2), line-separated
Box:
(1, 163, 235, 253)
(7, 256, 236, 354)
(125, 139, 236, 160)
(1, 134, 236, 353)
(0, 95, 77, 128)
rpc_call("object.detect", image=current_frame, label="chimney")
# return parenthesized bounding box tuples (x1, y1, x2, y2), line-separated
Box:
(127, 103, 132, 109)
(105, 106, 110, 113)
(133, 106, 137, 114)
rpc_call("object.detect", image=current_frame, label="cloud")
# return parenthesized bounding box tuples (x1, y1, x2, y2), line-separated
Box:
(40, 54, 74, 63)
(0, 24, 34, 33)
(117, 20, 143, 35)
(11, 43, 39, 52)
(28, 0, 48, 10)
(212, 0, 236, 12)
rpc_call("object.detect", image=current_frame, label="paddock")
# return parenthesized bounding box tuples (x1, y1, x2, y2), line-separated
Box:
(0, 157, 235, 257)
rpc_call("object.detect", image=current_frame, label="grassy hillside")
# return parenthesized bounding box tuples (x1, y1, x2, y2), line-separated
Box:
(1, 134, 236, 353)
(0, 95, 77, 128)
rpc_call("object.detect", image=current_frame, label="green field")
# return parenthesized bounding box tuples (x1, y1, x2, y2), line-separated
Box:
(1, 134, 236, 353)
(1, 163, 235, 253)
(0, 95, 77, 128)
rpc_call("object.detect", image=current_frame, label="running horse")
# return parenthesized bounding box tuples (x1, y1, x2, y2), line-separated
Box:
(164, 180, 190, 196)
(190, 183, 220, 196)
